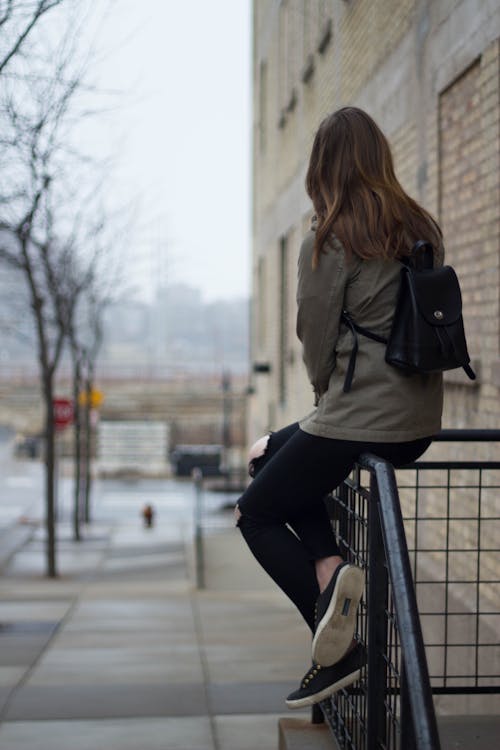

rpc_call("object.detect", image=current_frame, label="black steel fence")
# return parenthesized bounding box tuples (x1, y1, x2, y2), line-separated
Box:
(321, 430, 500, 750)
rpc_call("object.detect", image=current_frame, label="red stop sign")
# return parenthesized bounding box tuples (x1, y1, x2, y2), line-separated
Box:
(53, 398, 73, 431)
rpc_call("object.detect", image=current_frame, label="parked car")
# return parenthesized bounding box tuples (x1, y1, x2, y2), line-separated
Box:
(170, 444, 223, 477)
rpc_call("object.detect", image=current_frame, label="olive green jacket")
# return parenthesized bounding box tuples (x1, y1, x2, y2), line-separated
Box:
(296, 230, 443, 442)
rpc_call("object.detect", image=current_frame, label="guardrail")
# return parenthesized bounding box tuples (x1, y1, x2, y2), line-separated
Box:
(321, 430, 500, 749)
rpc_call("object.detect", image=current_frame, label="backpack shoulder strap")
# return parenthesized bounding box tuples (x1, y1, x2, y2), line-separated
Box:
(410, 240, 434, 271)
(340, 311, 388, 393)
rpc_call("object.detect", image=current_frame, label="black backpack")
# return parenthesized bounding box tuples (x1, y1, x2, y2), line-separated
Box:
(341, 241, 476, 393)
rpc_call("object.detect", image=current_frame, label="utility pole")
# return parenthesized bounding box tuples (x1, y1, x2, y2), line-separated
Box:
(221, 370, 231, 486)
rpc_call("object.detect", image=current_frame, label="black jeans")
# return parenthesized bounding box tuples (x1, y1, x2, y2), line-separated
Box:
(237, 423, 431, 631)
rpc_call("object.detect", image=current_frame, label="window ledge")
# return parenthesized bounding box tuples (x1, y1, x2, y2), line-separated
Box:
(317, 18, 332, 55)
(301, 54, 315, 84)
(286, 88, 297, 113)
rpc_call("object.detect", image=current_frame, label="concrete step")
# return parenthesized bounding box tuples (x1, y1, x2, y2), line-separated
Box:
(438, 715, 500, 750)
(278, 714, 500, 750)
(278, 718, 334, 750)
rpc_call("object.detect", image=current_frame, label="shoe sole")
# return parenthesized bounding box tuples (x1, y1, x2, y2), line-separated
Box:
(286, 667, 361, 709)
(312, 565, 365, 667)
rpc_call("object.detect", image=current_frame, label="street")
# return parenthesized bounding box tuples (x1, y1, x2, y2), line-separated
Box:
(0, 426, 235, 567)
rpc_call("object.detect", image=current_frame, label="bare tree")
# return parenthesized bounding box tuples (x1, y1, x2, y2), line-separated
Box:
(0, 0, 130, 571)
(47, 186, 129, 540)
(1, 194, 69, 577)
(65, 283, 105, 537)
(64, 210, 118, 539)
(38, 204, 96, 543)
(77, 214, 128, 526)
(81, 289, 105, 522)
(0, 10, 102, 576)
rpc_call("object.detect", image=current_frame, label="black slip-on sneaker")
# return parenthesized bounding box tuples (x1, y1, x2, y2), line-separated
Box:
(312, 562, 365, 666)
(286, 643, 366, 709)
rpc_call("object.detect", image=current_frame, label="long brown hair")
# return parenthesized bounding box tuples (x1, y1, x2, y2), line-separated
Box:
(306, 107, 442, 268)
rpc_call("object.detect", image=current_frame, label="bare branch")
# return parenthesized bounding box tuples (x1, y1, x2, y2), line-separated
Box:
(0, 1, 65, 76)
(0, 1, 15, 28)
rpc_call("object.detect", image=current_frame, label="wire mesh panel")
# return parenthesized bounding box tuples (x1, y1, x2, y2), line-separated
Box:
(322, 468, 401, 749)
(398, 462, 500, 694)
(321, 458, 500, 750)
(320, 475, 367, 748)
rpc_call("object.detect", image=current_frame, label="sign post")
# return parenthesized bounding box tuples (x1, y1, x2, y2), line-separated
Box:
(52, 398, 74, 521)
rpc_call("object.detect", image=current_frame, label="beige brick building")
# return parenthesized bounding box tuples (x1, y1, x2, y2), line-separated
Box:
(249, 0, 500, 456)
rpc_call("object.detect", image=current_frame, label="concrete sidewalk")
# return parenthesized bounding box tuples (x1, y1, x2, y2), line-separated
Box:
(0, 511, 315, 750)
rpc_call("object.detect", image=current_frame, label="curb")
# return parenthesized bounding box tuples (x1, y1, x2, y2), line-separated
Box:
(0, 522, 38, 573)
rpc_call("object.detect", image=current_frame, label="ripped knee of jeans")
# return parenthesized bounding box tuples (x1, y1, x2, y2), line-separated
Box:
(234, 504, 259, 534)
(247, 433, 271, 478)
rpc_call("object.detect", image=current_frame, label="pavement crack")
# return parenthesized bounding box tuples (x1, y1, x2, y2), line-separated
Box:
(0, 596, 76, 722)
(0, 523, 116, 723)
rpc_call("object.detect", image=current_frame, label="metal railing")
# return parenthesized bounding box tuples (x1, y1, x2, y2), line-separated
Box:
(321, 430, 500, 750)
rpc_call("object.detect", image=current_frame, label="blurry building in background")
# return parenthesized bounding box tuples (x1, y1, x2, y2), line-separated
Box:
(0, 276, 249, 381)
(249, 0, 500, 455)
(89, 285, 249, 380)
(0, 271, 249, 474)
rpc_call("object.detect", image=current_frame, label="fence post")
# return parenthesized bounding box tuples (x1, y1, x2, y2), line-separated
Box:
(311, 703, 324, 724)
(193, 467, 205, 589)
(400, 660, 417, 750)
(374, 459, 441, 750)
(366, 474, 388, 750)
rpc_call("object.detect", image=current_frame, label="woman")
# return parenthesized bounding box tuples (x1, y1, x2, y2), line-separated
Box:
(235, 107, 443, 708)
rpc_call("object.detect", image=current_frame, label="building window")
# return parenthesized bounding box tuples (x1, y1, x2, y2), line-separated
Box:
(438, 59, 483, 368)
(438, 62, 482, 269)
(279, 236, 288, 405)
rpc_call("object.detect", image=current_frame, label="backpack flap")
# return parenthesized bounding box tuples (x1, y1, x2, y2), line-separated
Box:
(411, 266, 463, 326)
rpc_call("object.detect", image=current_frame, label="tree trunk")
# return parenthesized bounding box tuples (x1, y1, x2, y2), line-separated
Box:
(43, 374, 57, 577)
(72, 354, 82, 541)
(83, 371, 93, 523)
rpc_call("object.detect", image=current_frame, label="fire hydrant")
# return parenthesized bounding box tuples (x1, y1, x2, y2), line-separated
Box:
(142, 504, 155, 528)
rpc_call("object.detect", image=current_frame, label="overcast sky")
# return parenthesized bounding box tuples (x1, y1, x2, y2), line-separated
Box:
(84, 0, 251, 303)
